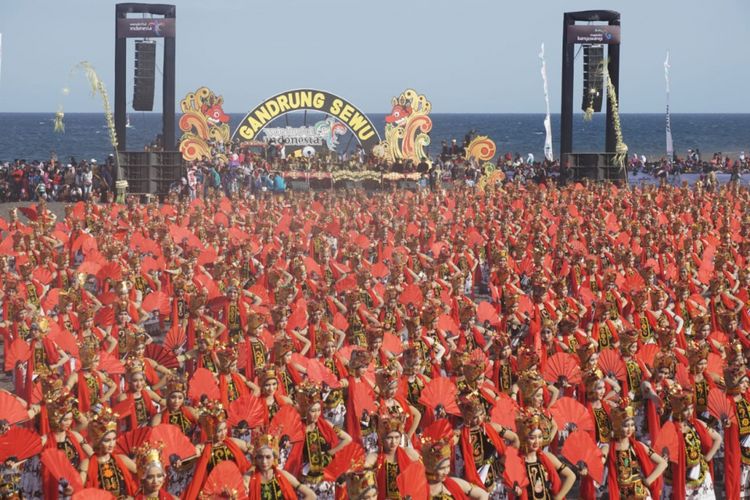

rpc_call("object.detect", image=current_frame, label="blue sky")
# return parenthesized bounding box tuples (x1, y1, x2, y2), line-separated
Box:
(1, 0, 748, 113)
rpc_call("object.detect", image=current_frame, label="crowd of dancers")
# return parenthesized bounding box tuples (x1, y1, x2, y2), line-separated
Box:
(1, 178, 750, 499)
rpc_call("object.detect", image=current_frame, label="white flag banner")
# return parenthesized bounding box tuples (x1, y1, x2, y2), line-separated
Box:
(665, 51, 674, 160)
(539, 43, 553, 162)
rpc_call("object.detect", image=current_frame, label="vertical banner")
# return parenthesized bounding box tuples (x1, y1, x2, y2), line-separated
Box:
(539, 44, 554, 161)
(664, 51, 674, 161)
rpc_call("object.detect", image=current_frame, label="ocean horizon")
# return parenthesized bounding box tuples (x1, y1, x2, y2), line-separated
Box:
(1, 112, 748, 164)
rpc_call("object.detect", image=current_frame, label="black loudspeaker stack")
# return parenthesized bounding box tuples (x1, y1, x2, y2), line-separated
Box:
(133, 41, 156, 111)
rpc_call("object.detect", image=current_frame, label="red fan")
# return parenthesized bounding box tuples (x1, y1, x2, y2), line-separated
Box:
(0, 427, 42, 461)
(550, 397, 594, 433)
(477, 301, 500, 325)
(418, 377, 460, 416)
(654, 421, 680, 463)
(675, 364, 692, 389)
(33, 267, 54, 285)
(269, 405, 305, 443)
(503, 447, 530, 489)
(0, 392, 31, 425)
(41, 448, 84, 492)
(48, 322, 79, 357)
(98, 291, 117, 307)
(351, 378, 378, 420)
(198, 247, 218, 266)
(597, 348, 626, 380)
(382, 331, 404, 355)
(98, 351, 125, 375)
(332, 312, 349, 332)
(194, 273, 221, 300)
(306, 359, 341, 389)
(370, 261, 389, 279)
(148, 424, 196, 463)
(334, 274, 357, 293)
(42, 287, 62, 312)
(622, 272, 646, 294)
(324, 442, 365, 482)
(490, 393, 519, 431)
(542, 352, 582, 385)
(94, 306, 115, 327)
(706, 353, 725, 377)
(202, 461, 247, 499)
(188, 368, 220, 403)
(164, 323, 186, 352)
(72, 489, 115, 500)
(397, 460, 429, 500)
(437, 314, 459, 335)
(141, 256, 166, 273)
(142, 291, 171, 315)
(112, 398, 134, 421)
(228, 395, 267, 428)
(228, 227, 251, 243)
(635, 344, 660, 368)
(420, 419, 454, 446)
(708, 387, 736, 424)
(76, 260, 102, 277)
(4, 338, 31, 371)
(18, 205, 38, 221)
(144, 343, 179, 369)
(96, 262, 123, 283)
(561, 430, 605, 483)
(115, 426, 151, 456)
(399, 283, 424, 308)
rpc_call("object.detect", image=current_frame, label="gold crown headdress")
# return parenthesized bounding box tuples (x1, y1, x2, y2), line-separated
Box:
(582, 370, 603, 400)
(134, 442, 165, 479)
(421, 437, 452, 473)
(517, 347, 540, 372)
(727, 339, 745, 366)
(366, 327, 385, 344)
(347, 470, 377, 499)
(619, 330, 639, 353)
(252, 427, 281, 456)
(124, 355, 146, 376)
(247, 312, 264, 332)
(165, 372, 188, 395)
(88, 406, 119, 444)
(124, 329, 149, 354)
(656, 327, 676, 350)
(375, 364, 400, 392)
(46, 390, 75, 431)
(461, 352, 487, 384)
(687, 341, 710, 370)
(216, 344, 238, 371)
(669, 387, 694, 421)
(295, 381, 323, 414)
(515, 409, 548, 446)
(257, 367, 279, 385)
(653, 351, 677, 375)
(375, 409, 407, 438)
(610, 399, 636, 437)
(725, 366, 748, 395)
(273, 338, 294, 360)
(458, 393, 486, 421)
(576, 343, 598, 365)
(198, 401, 227, 440)
(401, 347, 424, 369)
(348, 349, 372, 370)
(517, 370, 546, 405)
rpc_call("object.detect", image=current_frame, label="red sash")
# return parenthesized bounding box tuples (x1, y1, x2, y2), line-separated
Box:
(43, 431, 85, 499)
(127, 391, 156, 429)
(184, 439, 250, 500)
(248, 469, 297, 499)
(607, 438, 662, 498)
(512, 452, 561, 500)
(460, 423, 506, 490)
(673, 419, 713, 500)
(725, 395, 742, 500)
(285, 417, 339, 477)
(219, 372, 250, 409)
(375, 448, 413, 500)
(85, 454, 137, 496)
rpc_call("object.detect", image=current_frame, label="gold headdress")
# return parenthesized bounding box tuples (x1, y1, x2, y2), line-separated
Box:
(198, 401, 227, 440)
(515, 409, 548, 447)
(610, 399, 636, 438)
(79, 343, 99, 369)
(726, 339, 745, 366)
(376, 410, 407, 438)
(422, 438, 452, 473)
(88, 406, 119, 444)
(653, 351, 677, 375)
(724, 366, 748, 395)
(346, 470, 377, 499)
(257, 367, 279, 385)
(247, 312, 264, 332)
(124, 355, 146, 376)
(619, 330, 639, 354)
(252, 427, 280, 456)
(134, 442, 165, 479)
(458, 393, 486, 421)
(216, 344, 238, 372)
(517, 370, 546, 405)
(583, 370, 603, 400)
(375, 364, 400, 392)
(366, 326, 384, 345)
(576, 343, 598, 365)
(165, 372, 188, 395)
(461, 353, 486, 384)
(401, 347, 424, 370)
(348, 349, 372, 370)
(669, 388, 694, 421)
(686, 341, 710, 372)
(272, 338, 294, 360)
(517, 347, 540, 372)
(295, 381, 322, 414)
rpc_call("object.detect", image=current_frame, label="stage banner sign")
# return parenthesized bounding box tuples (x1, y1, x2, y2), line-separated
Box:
(233, 89, 381, 152)
(117, 18, 176, 38)
(566, 25, 620, 44)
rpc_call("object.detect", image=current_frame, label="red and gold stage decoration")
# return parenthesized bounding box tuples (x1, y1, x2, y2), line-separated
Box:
(374, 89, 432, 163)
(179, 87, 231, 162)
